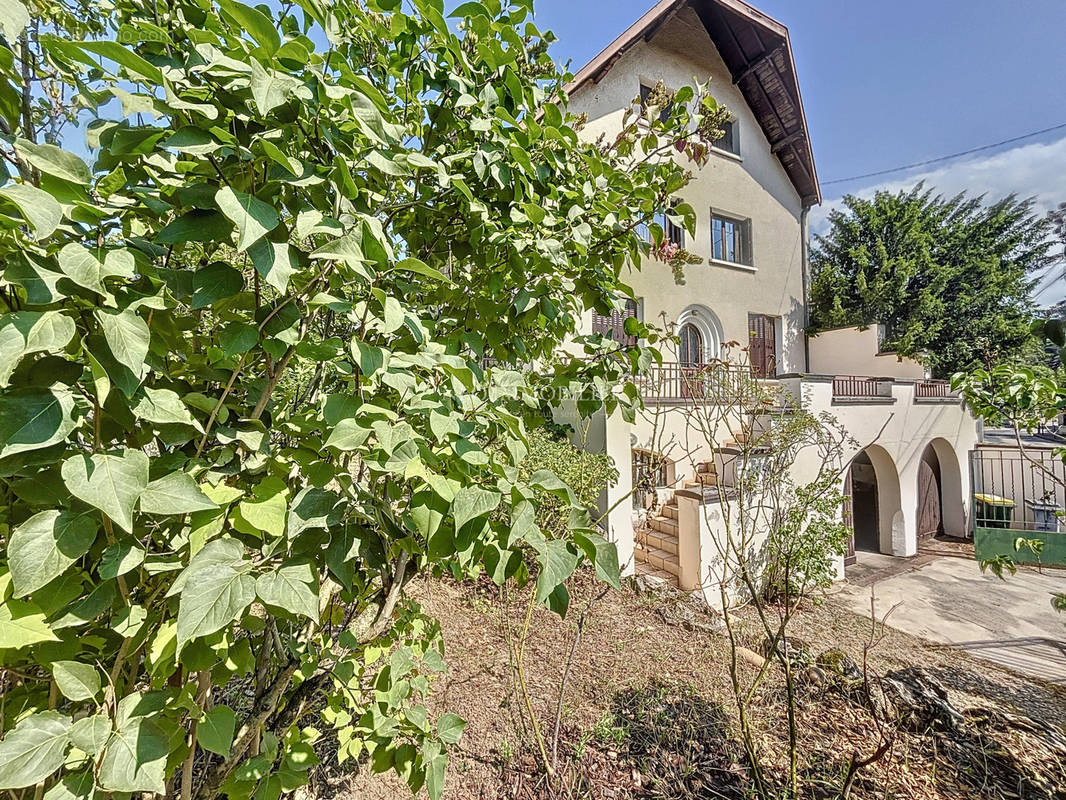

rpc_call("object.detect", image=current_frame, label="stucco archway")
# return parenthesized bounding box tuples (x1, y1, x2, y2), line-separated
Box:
(924, 438, 966, 537)
(848, 444, 904, 556)
(676, 305, 724, 362)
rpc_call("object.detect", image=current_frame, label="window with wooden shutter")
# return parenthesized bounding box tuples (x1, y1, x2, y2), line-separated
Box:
(592, 299, 639, 346)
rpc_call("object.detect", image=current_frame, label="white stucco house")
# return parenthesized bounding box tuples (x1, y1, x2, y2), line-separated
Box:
(558, 0, 980, 602)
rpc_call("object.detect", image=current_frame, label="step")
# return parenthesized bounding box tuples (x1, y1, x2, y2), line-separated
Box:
(635, 543, 680, 576)
(637, 527, 678, 555)
(649, 515, 678, 536)
(695, 461, 717, 475)
(635, 561, 679, 588)
(661, 503, 678, 520)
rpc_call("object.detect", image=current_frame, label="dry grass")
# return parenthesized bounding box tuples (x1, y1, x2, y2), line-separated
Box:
(329, 571, 1066, 800)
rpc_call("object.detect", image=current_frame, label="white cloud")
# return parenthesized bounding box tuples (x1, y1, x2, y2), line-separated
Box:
(812, 136, 1066, 302)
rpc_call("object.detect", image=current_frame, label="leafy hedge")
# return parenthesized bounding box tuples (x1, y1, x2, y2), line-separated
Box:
(0, 0, 726, 797)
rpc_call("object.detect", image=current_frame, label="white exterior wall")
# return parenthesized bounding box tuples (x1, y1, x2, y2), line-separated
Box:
(569, 7, 807, 373)
(809, 326, 928, 379)
(782, 377, 979, 553)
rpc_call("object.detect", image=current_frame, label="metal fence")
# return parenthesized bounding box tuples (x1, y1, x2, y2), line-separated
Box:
(634, 361, 753, 404)
(970, 446, 1066, 532)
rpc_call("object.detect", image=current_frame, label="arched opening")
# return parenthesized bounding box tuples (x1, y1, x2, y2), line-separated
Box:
(924, 438, 965, 537)
(917, 443, 943, 541)
(675, 305, 724, 363)
(849, 452, 880, 553)
(846, 444, 904, 559)
(678, 323, 703, 366)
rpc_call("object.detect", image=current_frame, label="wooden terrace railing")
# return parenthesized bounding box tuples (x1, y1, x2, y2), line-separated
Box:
(914, 379, 956, 399)
(832, 375, 893, 400)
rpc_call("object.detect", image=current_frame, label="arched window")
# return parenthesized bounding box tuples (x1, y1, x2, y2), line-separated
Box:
(676, 305, 724, 363)
(679, 323, 703, 365)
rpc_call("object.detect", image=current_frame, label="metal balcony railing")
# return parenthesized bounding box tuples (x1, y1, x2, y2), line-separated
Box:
(634, 361, 754, 404)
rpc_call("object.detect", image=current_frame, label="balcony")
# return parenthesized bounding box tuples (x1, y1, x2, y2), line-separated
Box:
(634, 361, 756, 404)
(832, 375, 894, 402)
(914, 379, 958, 401)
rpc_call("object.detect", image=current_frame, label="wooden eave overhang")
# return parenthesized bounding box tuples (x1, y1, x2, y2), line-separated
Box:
(566, 0, 821, 206)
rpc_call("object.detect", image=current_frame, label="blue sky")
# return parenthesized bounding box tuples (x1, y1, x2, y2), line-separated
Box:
(534, 0, 1066, 298)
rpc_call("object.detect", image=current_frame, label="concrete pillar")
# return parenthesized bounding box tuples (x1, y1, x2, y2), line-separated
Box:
(891, 458, 919, 557)
(603, 406, 636, 576)
(674, 489, 702, 591)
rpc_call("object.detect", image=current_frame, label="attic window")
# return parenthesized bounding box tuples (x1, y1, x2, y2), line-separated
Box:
(714, 119, 739, 155)
(639, 83, 671, 124)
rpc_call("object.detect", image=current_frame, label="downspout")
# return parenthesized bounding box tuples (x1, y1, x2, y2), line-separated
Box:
(800, 205, 811, 372)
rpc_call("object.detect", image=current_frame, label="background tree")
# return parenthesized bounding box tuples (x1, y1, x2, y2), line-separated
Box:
(0, 0, 728, 799)
(809, 184, 1054, 376)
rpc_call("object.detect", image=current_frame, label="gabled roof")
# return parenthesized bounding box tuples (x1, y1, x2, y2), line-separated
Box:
(567, 0, 821, 206)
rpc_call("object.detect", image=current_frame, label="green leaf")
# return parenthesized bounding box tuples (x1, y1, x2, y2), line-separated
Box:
(0, 182, 62, 237)
(3, 254, 65, 304)
(132, 387, 202, 431)
(572, 530, 621, 590)
(0, 711, 72, 789)
(198, 705, 236, 758)
(0, 0, 29, 41)
(392, 257, 453, 284)
(140, 472, 218, 515)
(255, 561, 319, 620)
(233, 478, 287, 538)
(95, 308, 150, 384)
(61, 449, 149, 534)
(218, 0, 280, 53)
(310, 231, 370, 277)
(0, 386, 77, 460)
(248, 238, 298, 292)
(42, 770, 94, 800)
(422, 743, 448, 800)
(51, 660, 101, 701)
(64, 40, 164, 84)
(191, 261, 244, 309)
(0, 598, 58, 649)
(351, 339, 388, 377)
(8, 510, 97, 596)
(14, 139, 91, 184)
(99, 540, 145, 580)
(57, 244, 135, 296)
(324, 419, 371, 451)
(248, 59, 303, 116)
(162, 126, 219, 154)
(156, 210, 233, 245)
(68, 717, 110, 756)
(0, 310, 76, 387)
(215, 186, 279, 251)
(176, 561, 255, 647)
(451, 485, 501, 532)
(98, 717, 168, 794)
(435, 713, 466, 745)
(535, 539, 580, 604)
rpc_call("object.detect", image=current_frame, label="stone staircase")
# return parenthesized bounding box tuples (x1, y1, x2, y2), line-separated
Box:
(635, 496, 679, 586)
(635, 459, 717, 587)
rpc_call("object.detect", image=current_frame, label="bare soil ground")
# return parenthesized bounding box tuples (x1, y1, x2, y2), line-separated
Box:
(327, 571, 1066, 800)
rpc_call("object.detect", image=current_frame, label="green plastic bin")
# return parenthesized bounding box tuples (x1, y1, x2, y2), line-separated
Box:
(974, 493, 1015, 529)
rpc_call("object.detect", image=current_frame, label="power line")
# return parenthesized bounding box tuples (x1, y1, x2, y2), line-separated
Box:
(822, 122, 1066, 187)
